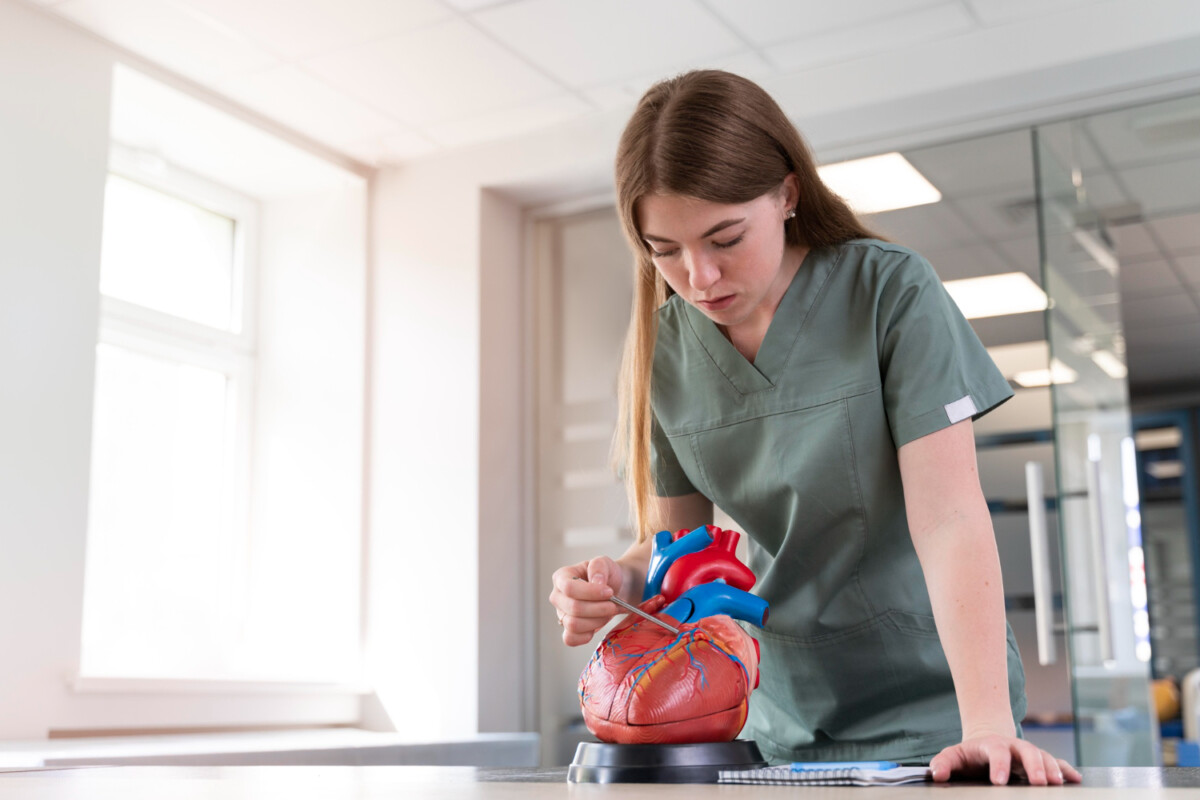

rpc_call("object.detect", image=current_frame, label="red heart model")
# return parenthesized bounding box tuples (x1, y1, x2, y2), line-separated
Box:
(578, 596, 760, 744)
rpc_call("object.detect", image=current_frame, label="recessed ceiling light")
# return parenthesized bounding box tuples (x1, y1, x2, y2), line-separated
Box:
(1091, 349, 1128, 379)
(1012, 359, 1077, 388)
(816, 152, 941, 215)
(942, 272, 1048, 319)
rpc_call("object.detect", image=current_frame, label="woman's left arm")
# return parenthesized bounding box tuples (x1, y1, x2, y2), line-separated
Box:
(898, 419, 1081, 786)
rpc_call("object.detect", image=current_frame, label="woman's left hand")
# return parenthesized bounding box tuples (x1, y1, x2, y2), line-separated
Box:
(929, 732, 1083, 785)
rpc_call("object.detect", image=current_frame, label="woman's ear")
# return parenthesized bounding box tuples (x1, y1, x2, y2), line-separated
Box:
(780, 173, 800, 215)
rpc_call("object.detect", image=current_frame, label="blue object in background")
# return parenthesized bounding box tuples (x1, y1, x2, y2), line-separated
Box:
(661, 582, 769, 627)
(1178, 740, 1200, 767)
(643, 526, 712, 601)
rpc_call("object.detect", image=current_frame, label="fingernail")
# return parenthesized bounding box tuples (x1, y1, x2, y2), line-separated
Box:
(996, 771, 1007, 784)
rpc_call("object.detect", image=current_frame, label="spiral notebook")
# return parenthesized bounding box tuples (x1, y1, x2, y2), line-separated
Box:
(717, 763, 931, 786)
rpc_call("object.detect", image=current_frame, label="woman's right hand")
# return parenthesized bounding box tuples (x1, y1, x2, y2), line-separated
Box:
(549, 557, 625, 646)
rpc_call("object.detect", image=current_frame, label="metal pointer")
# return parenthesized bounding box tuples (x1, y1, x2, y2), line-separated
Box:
(609, 594, 681, 636)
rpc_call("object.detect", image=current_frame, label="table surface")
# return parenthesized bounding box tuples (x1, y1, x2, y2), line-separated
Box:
(1, 766, 1199, 798)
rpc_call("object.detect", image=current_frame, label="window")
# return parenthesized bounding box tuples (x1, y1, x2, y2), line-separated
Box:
(82, 146, 260, 681)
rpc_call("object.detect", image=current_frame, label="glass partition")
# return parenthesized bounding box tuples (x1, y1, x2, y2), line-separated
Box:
(1033, 122, 1159, 765)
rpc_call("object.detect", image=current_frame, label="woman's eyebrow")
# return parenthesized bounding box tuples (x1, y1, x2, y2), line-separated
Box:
(643, 217, 745, 243)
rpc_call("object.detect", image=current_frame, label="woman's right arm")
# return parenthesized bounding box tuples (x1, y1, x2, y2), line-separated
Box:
(549, 492, 713, 646)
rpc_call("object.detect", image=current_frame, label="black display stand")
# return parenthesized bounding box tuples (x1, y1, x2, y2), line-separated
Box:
(567, 740, 766, 784)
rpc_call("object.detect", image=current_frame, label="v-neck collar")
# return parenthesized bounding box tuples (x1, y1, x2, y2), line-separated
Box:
(680, 245, 836, 396)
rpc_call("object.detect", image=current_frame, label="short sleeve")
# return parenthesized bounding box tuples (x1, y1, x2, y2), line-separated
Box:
(876, 252, 1014, 448)
(650, 411, 697, 497)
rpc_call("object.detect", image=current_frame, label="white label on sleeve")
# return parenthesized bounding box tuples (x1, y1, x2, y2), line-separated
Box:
(945, 395, 978, 424)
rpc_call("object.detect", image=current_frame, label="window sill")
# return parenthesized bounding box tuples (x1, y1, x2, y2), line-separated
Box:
(0, 730, 540, 769)
(70, 676, 372, 695)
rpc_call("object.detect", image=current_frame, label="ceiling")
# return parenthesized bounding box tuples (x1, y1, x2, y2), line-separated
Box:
(25, 0, 1123, 167)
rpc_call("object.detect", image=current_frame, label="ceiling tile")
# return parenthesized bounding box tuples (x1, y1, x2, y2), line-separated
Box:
(1120, 292, 1199, 325)
(764, 3, 973, 73)
(905, 129, 1034, 197)
(951, 188, 1040, 242)
(1119, 157, 1200, 219)
(1150, 211, 1200, 253)
(969, 311, 1045, 348)
(1127, 320, 1200, 350)
(1109, 222, 1163, 261)
(1177, 253, 1200, 285)
(965, 0, 1100, 26)
(177, 0, 451, 61)
(580, 50, 773, 112)
(1128, 344, 1200, 390)
(862, 202, 978, 253)
(1077, 171, 1132, 212)
(1083, 94, 1200, 171)
(473, 0, 743, 88)
(425, 93, 592, 148)
(54, 0, 278, 84)
(1119, 259, 1186, 298)
(995, 236, 1041, 274)
(305, 18, 562, 125)
(1036, 121, 1106, 173)
(921, 241, 1010, 281)
(704, 0, 951, 47)
(215, 66, 401, 152)
(1072, 264, 1125, 298)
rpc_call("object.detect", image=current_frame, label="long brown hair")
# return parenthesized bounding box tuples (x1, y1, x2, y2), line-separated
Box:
(613, 70, 878, 542)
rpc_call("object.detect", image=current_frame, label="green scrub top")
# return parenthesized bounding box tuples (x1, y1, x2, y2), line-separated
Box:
(649, 239, 1027, 763)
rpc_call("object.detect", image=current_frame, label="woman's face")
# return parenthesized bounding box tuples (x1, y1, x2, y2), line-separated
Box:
(636, 179, 800, 332)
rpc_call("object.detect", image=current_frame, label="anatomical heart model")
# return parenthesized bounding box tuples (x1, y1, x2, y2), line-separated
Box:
(578, 526, 769, 744)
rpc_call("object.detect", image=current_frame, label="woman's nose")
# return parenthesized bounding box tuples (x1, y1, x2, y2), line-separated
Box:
(686, 250, 720, 292)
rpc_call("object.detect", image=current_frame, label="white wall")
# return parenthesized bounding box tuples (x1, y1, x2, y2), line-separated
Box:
(0, 0, 111, 741)
(249, 184, 367, 680)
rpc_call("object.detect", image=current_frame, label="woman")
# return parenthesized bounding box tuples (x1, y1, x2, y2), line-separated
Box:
(548, 70, 1081, 786)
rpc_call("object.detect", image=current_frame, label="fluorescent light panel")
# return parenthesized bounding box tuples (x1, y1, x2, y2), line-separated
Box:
(1013, 359, 1077, 388)
(817, 152, 941, 214)
(1091, 349, 1128, 379)
(942, 272, 1048, 319)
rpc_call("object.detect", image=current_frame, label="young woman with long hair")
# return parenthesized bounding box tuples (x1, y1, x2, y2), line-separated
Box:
(548, 70, 1080, 786)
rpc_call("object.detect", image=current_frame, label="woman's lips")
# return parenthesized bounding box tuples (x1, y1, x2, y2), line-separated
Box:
(697, 294, 735, 311)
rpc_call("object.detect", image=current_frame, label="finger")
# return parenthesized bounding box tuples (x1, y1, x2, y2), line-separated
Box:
(1040, 749, 1064, 785)
(586, 557, 622, 595)
(928, 745, 972, 782)
(551, 562, 591, 593)
(562, 625, 599, 647)
(1013, 741, 1047, 785)
(1058, 758, 1082, 783)
(561, 612, 609, 645)
(988, 742, 1013, 785)
(550, 588, 618, 622)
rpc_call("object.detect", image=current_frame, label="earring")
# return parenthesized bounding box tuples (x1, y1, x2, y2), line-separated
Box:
(785, 209, 796, 220)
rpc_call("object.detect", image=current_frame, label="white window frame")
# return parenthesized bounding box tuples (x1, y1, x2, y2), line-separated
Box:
(81, 144, 263, 688)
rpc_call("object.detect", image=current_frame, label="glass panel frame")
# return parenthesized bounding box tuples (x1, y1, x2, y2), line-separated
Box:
(1033, 123, 1159, 766)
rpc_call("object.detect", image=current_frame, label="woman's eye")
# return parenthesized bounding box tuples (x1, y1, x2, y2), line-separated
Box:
(650, 248, 678, 259)
(713, 235, 744, 249)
